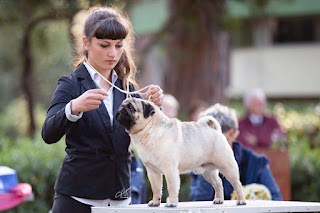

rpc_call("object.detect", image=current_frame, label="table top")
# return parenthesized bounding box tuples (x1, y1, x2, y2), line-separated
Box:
(91, 200, 320, 213)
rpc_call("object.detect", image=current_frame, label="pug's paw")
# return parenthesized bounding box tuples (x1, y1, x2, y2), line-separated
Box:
(213, 198, 224, 204)
(165, 203, 177, 208)
(148, 200, 160, 207)
(237, 199, 247, 205)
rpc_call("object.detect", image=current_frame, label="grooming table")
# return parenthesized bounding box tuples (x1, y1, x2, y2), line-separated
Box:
(92, 200, 320, 213)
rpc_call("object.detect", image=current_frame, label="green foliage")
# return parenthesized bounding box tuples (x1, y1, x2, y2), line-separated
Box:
(33, 20, 74, 107)
(274, 102, 320, 149)
(0, 134, 65, 212)
(272, 101, 320, 201)
(289, 138, 320, 201)
(0, 24, 22, 111)
(0, 97, 46, 139)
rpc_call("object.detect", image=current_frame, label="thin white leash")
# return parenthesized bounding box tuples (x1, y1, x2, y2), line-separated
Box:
(85, 61, 153, 101)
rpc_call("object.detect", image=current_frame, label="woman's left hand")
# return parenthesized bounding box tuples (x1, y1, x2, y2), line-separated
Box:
(145, 85, 163, 107)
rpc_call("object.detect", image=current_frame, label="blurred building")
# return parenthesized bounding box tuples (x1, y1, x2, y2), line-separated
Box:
(227, 0, 320, 98)
(131, 0, 320, 99)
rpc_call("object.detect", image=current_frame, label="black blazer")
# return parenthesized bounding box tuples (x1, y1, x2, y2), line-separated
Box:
(42, 63, 137, 200)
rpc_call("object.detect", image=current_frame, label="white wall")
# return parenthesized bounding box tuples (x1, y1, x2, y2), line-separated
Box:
(228, 43, 320, 98)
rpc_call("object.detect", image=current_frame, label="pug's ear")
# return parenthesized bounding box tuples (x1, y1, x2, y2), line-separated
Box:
(142, 102, 155, 118)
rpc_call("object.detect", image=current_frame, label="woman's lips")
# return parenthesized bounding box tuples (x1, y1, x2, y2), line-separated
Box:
(106, 60, 116, 65)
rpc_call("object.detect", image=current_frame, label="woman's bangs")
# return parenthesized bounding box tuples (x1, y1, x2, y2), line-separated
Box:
(94, 18, 128, 40)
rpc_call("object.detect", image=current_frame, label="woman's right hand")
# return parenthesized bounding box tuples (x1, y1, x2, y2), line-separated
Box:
(71, 89, 108, 115)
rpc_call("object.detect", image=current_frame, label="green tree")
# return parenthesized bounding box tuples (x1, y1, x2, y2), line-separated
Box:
(0, 0, 120, 138)
(0, 0, 82, 137)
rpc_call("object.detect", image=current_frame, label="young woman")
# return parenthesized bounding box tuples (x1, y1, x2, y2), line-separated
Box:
(42, 6, 163, 213)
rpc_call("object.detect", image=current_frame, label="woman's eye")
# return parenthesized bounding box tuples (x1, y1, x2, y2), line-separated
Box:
(100, 44, 108, 48)
(116, 44, 123, 48)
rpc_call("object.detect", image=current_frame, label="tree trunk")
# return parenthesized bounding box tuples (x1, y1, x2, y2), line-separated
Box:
(18, 0, 80, 138)
(20, 0, 36, 138)
(164, 0, 229, 118)
(21, 29, 36, 138)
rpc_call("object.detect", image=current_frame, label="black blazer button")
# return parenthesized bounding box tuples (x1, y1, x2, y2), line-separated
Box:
(110, 154, 116, 160)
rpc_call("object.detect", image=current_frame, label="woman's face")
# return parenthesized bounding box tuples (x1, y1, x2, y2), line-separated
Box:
(84, 37, 124, 73)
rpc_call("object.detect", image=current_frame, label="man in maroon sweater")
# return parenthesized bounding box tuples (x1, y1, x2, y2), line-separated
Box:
(237, 88, 286, 149)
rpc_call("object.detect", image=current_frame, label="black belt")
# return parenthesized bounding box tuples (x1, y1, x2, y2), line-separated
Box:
(66, 151, 130, 160)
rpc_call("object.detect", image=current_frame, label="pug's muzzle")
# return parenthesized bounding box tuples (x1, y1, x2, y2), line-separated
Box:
(116, 104, 136, 131)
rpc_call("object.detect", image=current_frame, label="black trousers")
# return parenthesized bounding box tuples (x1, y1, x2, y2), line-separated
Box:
(52, 191, 92, 213)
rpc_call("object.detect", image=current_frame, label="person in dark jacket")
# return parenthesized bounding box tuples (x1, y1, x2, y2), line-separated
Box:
(42, 6, 163, 213)
(190, 103, 282, 201)
(130, 153, 146, 204)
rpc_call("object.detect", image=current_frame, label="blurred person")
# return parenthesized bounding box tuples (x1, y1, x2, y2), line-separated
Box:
(237, 88, 286, 149)
(41, 6, 163, 213)
(162, 94, 180, 118)
(130, 150, 146, 204)
(190, 103, 282, 201)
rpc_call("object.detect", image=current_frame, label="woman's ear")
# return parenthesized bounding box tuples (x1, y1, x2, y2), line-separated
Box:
(83, 36, 89, 50)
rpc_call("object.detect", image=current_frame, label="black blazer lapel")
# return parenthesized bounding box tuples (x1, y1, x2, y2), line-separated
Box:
(76, 63, 113, 134)
(76, 64, 97, 91)
(112, 79, 126, 131)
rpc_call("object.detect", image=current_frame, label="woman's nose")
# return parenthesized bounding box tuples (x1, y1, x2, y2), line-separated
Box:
(108, 46, 116, 57)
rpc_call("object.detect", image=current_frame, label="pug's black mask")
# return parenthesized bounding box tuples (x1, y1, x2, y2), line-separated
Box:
(116, 102, 136, 131)
(116, 98, 155, 131)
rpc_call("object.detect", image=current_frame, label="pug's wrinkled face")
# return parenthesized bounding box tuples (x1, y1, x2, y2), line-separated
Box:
(116, 98, 155, 133)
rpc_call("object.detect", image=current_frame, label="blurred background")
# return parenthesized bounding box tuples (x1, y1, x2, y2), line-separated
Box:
(0, 0, 319, 212)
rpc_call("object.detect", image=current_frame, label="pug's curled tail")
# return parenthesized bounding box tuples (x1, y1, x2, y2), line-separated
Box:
(206, 116, 222, 132)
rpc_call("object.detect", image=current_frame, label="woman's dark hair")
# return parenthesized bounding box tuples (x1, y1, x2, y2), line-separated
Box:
(74, 6, 138, 89)
(84, 8, 129, 41)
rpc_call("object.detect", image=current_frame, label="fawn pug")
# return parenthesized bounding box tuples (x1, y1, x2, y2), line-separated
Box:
(116, 97, 246, 207)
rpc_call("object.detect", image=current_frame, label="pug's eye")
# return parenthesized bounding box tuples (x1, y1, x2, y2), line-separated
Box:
(127, 103, 134, 111)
